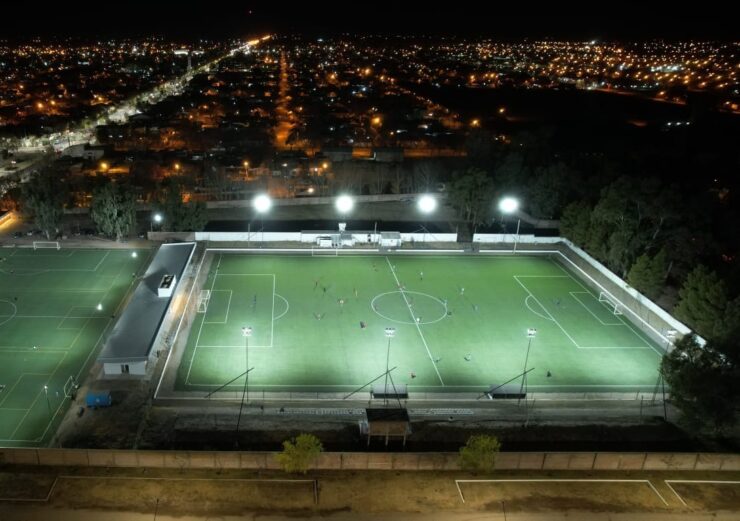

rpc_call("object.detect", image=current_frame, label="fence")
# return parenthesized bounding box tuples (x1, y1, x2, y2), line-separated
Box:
(473, 235, 701, 350)
(1, 449, 738, 472)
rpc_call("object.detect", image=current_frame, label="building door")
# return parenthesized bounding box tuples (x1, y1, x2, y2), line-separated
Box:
(121, 364, 130, 374)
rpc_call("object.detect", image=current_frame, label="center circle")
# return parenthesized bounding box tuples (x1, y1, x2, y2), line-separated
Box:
(370, 291, 448, 325)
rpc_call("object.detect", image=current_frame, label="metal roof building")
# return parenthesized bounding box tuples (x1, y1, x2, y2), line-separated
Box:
(97, 242, 195, 376)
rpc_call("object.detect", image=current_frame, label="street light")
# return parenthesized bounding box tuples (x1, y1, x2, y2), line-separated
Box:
(384, 328, 396, 406)
(498, 196, 521, 254)
(236, 326, 252, 446)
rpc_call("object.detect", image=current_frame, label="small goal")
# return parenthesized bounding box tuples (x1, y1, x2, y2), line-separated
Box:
(197, 290, 211, 313)
(598, 291, 623, 315)
(33, 241, 60, 250)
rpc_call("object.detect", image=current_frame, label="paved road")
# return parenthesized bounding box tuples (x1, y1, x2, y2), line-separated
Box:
(1, 506, 737, 521)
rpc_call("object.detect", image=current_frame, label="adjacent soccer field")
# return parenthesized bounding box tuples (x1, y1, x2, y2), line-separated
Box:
(0, 247, 148, 446)
(175, 252, 664, 395)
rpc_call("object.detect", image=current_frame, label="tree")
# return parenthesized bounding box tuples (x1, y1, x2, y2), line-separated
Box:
(448, 168, 494, 228)
(21, 172, 66, 239)
(559, 201, 592, 247)
(627, 249, 667, 301)
(459, 434, 501, 474)
(160, 187, 208, 232)
(661, 335, 738, 434)
(673, 266, 729, 340)
(275, 434, 323, 474)
(90, 182, 137, 242)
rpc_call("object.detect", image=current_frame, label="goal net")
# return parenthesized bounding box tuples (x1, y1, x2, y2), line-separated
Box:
(598, 291, 623, 315)
(33, 241, 60, 250)
(197, 290, 211, 313)
(311, 247, 338, 257)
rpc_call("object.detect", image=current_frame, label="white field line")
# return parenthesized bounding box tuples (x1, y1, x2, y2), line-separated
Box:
(664, 480, 740, 508)
(385, 256, 444, 386)
(185, 254, 222, 386)
(454, 478, 668, 506)
(524, 295, 553, 321)
(6, 351, 68, 441)
(514, 275, 580, 348)
(271, 273, 276, 347)
(203, 290, 233, 324)
(569, 291, 623, 326)
(154, 243, 199, 399)
(549, 255, 665, 356)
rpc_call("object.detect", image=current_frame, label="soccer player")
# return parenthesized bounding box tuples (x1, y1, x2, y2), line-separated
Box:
(252, 294, 257, 307)
(460, 287, 465, 296)
(419, 271, 424, 280)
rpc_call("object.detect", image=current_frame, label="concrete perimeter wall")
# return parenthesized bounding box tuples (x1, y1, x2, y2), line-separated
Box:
(1, 449, 738, 472)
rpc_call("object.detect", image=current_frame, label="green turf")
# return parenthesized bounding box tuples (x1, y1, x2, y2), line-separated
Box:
(0, 247, 149, 446)
(175, 253, 664, 395)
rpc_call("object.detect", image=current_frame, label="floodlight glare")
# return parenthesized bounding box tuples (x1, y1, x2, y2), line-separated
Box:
(131, 251, 138, 258)
(499, 197, 519, 214)
(252, 194, 272, 214)
(417, 194, 437, 214)
(335, 194, 354, 214)
(96, 303, 103, 311)
(153, 213, 163, 223)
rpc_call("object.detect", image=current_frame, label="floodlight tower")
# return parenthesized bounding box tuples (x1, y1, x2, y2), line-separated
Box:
(417, 194, 437, 243)
(519, 328, 537, 399)
(498, 197, 521, 253)
(236, 326, 252, 446)
(384, 327, 396, 406)
(252, 194, 272, 245)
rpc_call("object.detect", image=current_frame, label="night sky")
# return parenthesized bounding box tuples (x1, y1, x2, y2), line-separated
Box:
(2, 2, 735, 40)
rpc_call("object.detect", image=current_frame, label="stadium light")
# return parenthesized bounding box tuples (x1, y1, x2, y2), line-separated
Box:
(498, 196, 519, 214)
(498, 196, 521, 254)
(252, 194, 272, 214)
(96, 303, 103, 311)
(417, 194, 437, 214)
(384, 327, 396, 405)
(335, 194, 354, 214)
(131, 251, 138, 258)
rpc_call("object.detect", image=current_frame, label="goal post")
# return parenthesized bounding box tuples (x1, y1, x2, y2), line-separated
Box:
(33, 241, 60, 250)
(197, 290, 211, 313)
(598, 291, 623, 315)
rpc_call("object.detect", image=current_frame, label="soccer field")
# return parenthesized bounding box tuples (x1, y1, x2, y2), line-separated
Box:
(174, 252, 665, 397)
(0, 247, 148, 446)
